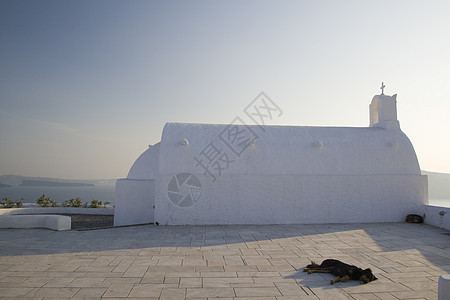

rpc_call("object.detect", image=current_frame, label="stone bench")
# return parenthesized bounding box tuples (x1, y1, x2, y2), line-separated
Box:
(0, 215, 71, 231)
(440, 274, 450, 300)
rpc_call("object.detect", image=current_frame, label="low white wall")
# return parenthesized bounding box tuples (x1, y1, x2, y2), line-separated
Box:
(155, 174, 427, 225)
(0, 215, 71, 231)
(114, 179, 155, 226)
(0, 207, 114, 216)
(424, 205, 450, 230)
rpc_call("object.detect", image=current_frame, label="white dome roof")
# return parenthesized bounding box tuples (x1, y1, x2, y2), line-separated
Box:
(127, 142, 160, 179)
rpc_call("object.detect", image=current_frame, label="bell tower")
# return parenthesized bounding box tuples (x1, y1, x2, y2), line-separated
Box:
(369, 83, 400, 130)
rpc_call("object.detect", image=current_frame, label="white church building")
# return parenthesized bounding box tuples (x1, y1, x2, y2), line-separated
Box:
(114, 90, 427, 226)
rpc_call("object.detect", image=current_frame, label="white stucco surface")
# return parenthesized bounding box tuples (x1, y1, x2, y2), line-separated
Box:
(158, 123, 420, 176)
(114, 179, 155, 226)
(439, 274, 450, 300)
(424, 205, 450, 230)
(155, 174, 426, 225)
(0, 207, 114, 216)
(0, 215, 71, 231)
(127, 143, 160, 180)
(114, 92, 428, 226)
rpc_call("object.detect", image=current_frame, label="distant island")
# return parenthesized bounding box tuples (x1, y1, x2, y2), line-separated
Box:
(0, 175, 115, 186)
(19, 180, 95, 187)
(0, 183, 11, 188)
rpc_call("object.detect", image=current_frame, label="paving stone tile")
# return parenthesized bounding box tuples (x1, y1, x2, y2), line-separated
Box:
(47, 264, 79, 272)
(180, 277, 202, 288)
(7, 276, 50, 288)
(39, 271, 87, 278)
(274, 282, 306, 296)
(43, 277, 75, 287)
(129, 259, 158, 267)
(235, 297, 276, 300)
(112, 263, 134, 274)
(165, 271, 201, 278)
(186, 287, 235, 298)
(127, 284, 163, 297)
(254, 277, 297, 284)
(65, 259, 96, 267)
(206, 258, 225, 266)
(0, 287, 34, 297)
(383, 271, 435, 281)
(72, 287, 108, 298)
(141, 273, 165, 284)
(82, 271, 123, 278)
(103, 283, 134, 298)
(0, 276, 27, 284)
(203, 277, 254, 287)
(157, 258, 183, 266)
(257, 265, 278, 272)
(164, 277, 180, 284)
(76, 266, 115, 273)
(148, 266, 196, 273)
(90, 256, 117, 267)
(275, 296, 317, 300)
(371, 292, 398, 299)
(237, 271, 281, 277)
(309, 286, 353, 300)
(347, 293, 380, 300)
(224, 256, 245, 266)
(341, 282, 412, 293)
(183, 258, 207, 266)
(123, 266, 148, 277)
(160, 287, 186, 299)
(234, 287, 282, 297)
(201, 272, 237, 278)
(26, 287, 80, 298)
(195, 266, 225, 272)
(390, 290, 438, 299)
(224, 265, 258, 272)
(68, 277, 108, 288)
(103, 277, 142, 285)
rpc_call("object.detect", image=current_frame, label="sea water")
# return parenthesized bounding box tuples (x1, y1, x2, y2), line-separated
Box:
(0, 184, 116, 205)
(428, 198, 450, 208)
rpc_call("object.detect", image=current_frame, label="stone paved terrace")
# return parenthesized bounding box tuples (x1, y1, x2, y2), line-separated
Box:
(0, 223, 449, 299)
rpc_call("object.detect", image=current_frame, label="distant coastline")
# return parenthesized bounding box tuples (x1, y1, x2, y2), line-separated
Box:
(0, 183, 11, 188)
(0, 175, 115, 204)
(19, 180, 95, 187)
(0, 175, 116, 186)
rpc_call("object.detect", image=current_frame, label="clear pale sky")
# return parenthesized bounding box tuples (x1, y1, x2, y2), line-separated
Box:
(1, 0, 449, 179)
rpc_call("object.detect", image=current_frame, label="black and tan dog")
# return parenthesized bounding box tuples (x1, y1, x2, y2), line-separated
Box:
(303, 259, 377, 284)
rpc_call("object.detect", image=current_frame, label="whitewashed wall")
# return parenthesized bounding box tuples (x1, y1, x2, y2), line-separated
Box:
(424, 205, 450, 230)
(115, 108, 427, 226)
(114, 143, 160, 226)
(155, 174, 427, 225)
(114, 179, 155, 226)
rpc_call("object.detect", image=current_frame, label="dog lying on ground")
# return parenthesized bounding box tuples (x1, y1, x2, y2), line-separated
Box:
(303, 259, 377, 285)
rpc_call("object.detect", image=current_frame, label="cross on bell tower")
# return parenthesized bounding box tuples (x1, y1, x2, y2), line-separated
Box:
(370, 83, 400, 130)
